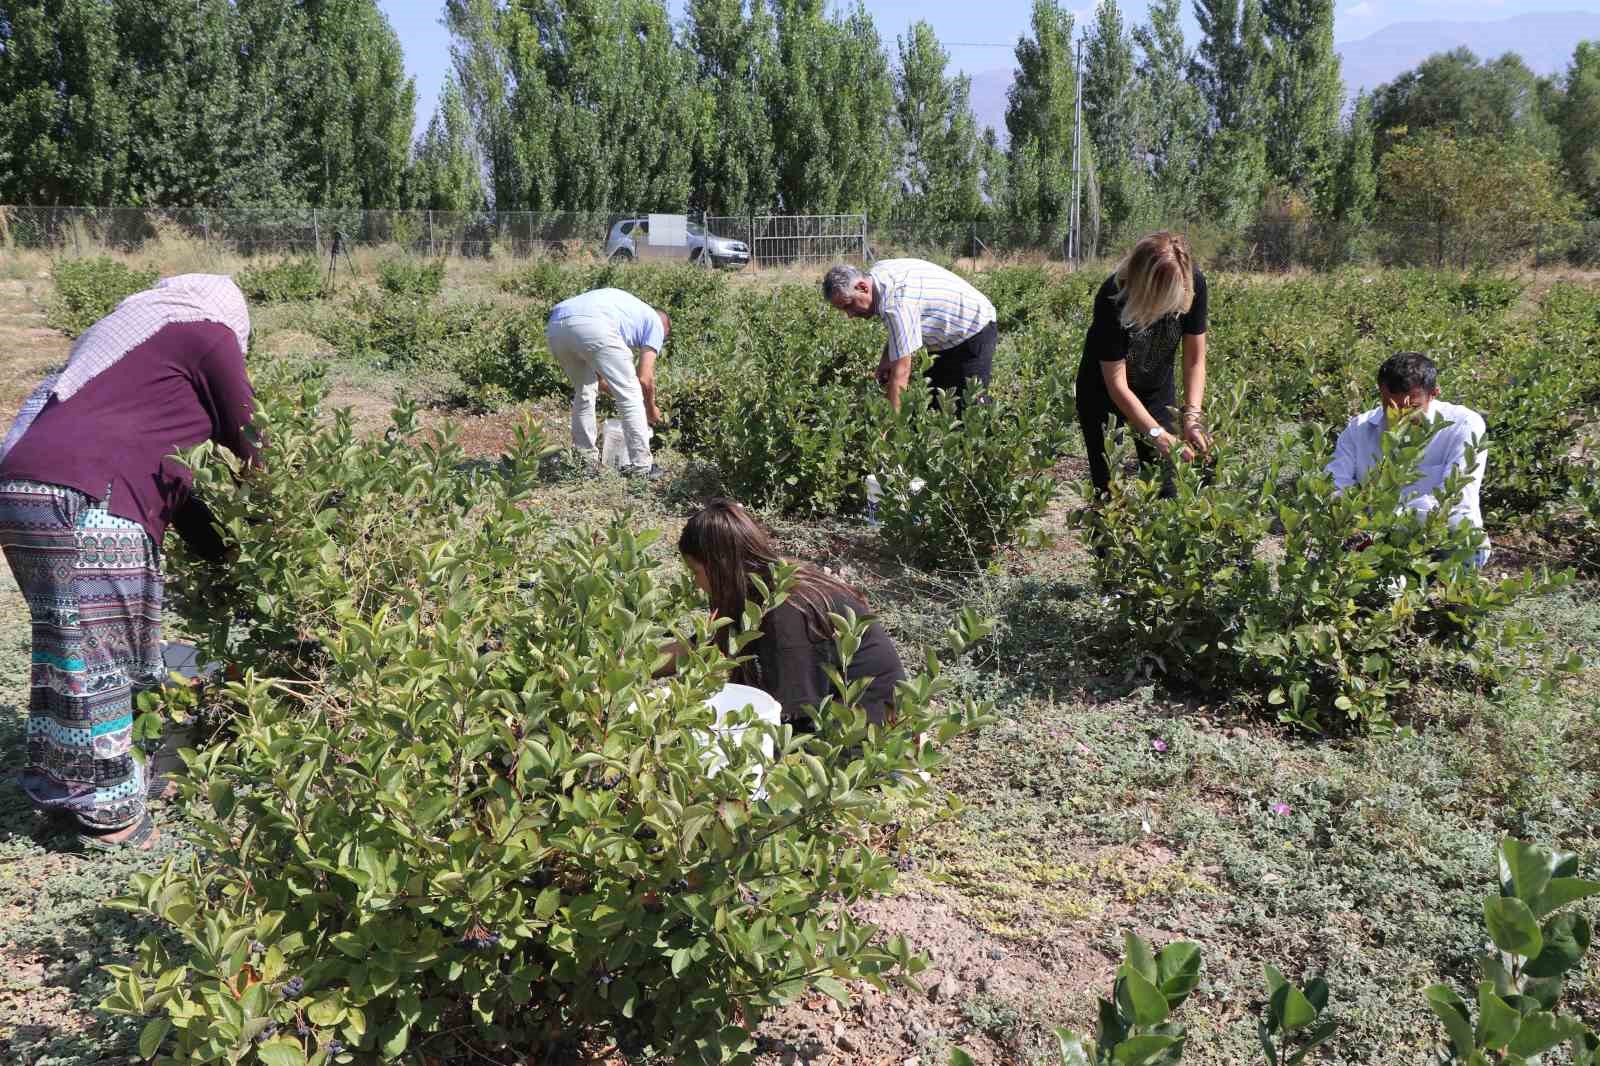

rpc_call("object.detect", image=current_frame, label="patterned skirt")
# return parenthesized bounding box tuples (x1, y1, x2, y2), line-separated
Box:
(0, 479, 162, 830)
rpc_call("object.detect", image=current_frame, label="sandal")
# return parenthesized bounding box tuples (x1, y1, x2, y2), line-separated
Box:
(77, 812, 160, 852)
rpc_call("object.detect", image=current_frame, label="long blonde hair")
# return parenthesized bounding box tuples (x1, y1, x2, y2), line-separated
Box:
(1113, 232, 1194, 333)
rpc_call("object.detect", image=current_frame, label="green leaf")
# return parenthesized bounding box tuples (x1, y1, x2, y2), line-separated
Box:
(1111, 1034, 1180, 1066)
(381, 1023, 410, 1058)
(1525, 913, 1590, 978)
(1123, 932, 1158, 984)
(1155, 941, 1202, 1002)
(1259, 1019, 1280, 1065)
(1537, 878, 1600, 916)
(1476, 983, 1522, 1051)
(1484, 896, 1543, 959)
(256, 1041, 308, 1066)
(814, 976, 850, 1005)
(1507, 1012, 1566, 1057)
(138, 1018, 171, 1060)
(948, 1050, 979, 1066)
(1499, 839, 1555, 910)
(1117, 970, 1171, 1027)
(1426, 984, 1474, 1057)
(1303, 977, 1330, 1015)
(1270, 981, 1318, 1033)
(535, 886, 561, 919)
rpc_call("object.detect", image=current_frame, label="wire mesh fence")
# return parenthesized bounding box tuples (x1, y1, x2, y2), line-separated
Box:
(2, 205, 1596, 271)
(0, 207, 625, 260)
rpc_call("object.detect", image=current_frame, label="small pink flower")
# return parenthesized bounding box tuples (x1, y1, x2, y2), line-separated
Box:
(1151, 739, 1168, 753)
(1270, 802, 1291, 816)
(1076, 743, 1091, 755)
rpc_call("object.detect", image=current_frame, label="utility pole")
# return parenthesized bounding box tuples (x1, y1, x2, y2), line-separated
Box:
(1069, 34, 1085, 267)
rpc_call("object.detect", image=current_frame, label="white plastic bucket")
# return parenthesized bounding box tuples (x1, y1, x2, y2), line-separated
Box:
(600, 418, 626, 470)
(702, 683, 781, 778)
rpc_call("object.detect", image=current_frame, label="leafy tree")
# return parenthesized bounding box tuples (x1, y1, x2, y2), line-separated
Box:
(0, 0, 127, 204)
(1132, 0, 1203, 224)
(1259, 0, 1342, 192)
(1371, 48, 1559, 161)
(228, 0, 313, 207)
(891, 21, 984, 227)
(1319, 90, 1376, 228)
(445, 0, 535, 210)
(1005, 0, 1099, 250)
(766, 0, 896, 215)
(1555, 41, 1600, 213)
(1191, 0, 1270, 229)
(447, 0, 703, 212)
(687, 0, 778, 216)
(1083, 0, 1150, 249)
(112, 0, 243, 206)
(1378, 130, 1579, 267)
(409, 77, 487, 213)
(828, 4, 898, 218)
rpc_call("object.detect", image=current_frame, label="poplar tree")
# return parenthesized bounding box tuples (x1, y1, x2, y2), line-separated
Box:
(1556, 41, 1600, 211)
(1260, 0, 1342, 192)
(892, 21, 985, 227)
(1191, 0, 1270, 228)
(1132, 0, 1203, 223)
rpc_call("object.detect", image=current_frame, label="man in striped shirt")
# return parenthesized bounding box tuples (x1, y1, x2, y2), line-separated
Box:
(822, 259, 998, 412)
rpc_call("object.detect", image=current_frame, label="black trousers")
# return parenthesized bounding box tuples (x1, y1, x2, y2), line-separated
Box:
(1076, 365, 1177, 499)
(925, 322, 997, 413)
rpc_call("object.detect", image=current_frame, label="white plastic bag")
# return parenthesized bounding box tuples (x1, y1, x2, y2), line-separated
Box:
(599, 418, 626, 470)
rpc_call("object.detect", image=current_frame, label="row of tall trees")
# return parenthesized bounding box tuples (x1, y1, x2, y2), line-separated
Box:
(3, 0, 1599, 257)
(427, 0, 1354, 248)
(0, 0, 414, 208)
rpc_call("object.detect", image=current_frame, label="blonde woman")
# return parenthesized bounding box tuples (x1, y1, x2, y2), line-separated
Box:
(1075, 231, 1210, 498)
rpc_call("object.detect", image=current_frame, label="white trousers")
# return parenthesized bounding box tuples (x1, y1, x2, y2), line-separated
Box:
(545, 315, 653, 470)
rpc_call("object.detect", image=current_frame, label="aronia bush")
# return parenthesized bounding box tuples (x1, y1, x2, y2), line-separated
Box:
(104, 368, 992, 1065)
(1079, 418, 1570, 731)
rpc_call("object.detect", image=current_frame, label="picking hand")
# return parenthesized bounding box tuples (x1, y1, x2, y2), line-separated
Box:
(1155, 431, 1195, 463)
(1182, 422, 1212, 454)
(646, 404, 665, 426)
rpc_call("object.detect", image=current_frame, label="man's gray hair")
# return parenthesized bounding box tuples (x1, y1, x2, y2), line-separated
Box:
(821, 263, 867, 300)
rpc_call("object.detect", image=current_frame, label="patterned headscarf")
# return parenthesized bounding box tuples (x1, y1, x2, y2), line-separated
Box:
(1, 274, 250, 461)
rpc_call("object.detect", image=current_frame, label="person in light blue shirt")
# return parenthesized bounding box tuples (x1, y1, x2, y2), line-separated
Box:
(546, 288, 669, 477)
(1327, 351, 1490, 565)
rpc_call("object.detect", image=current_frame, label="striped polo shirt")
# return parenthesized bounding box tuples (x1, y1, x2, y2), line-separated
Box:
(870, 259, 997, 361)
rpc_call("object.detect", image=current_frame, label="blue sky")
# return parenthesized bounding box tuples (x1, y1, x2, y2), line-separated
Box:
(376, 0, 1600, 134)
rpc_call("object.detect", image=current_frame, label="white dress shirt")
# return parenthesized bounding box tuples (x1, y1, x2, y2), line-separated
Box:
(1326, 401, 1489, 542)
(869, 259, 997, 361)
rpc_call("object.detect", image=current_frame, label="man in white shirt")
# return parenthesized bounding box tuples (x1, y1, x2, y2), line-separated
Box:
(821, 259, 998, 413)
(546, 288, 668, 478)
(1327, 351, 1490, 565)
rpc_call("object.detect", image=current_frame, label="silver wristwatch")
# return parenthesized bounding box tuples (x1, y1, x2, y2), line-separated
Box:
(1146, 425, 1166, 440)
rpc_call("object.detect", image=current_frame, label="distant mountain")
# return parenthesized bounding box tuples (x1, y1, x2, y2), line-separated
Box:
(969, 68, 1013, 140)
(1335, 11, 1600, 96)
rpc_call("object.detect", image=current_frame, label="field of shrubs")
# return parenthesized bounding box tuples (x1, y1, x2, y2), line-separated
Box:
(1, 254, 1598, 1066)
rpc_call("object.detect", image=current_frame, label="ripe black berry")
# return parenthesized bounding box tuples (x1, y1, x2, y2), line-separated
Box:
(282, 976, 304, 998)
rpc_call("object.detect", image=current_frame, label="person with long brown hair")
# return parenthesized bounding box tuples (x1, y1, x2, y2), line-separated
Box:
(1075, 231, 1212, 498)
(675, 498, 906, 726)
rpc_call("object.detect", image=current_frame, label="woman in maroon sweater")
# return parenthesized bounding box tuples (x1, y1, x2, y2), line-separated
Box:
(0, 274, 257, 849)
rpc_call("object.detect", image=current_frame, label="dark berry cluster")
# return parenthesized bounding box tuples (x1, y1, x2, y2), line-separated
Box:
(281, 976, 304, 999)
